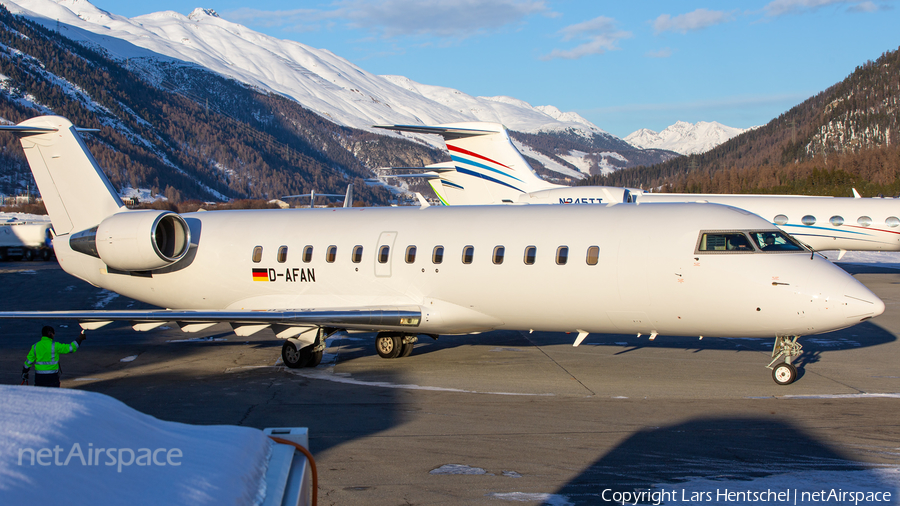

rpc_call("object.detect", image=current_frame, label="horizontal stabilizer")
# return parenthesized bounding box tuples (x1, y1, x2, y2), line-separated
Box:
(374, 124, 499, 140)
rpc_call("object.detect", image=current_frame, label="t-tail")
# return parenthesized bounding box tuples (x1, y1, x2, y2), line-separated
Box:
(0, 116, 125, 234)
(1, 116, 190, 280)
(374, 123, 560, 205)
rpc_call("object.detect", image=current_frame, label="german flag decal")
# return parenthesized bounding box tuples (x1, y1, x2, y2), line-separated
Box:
(252, 268, 270, 281)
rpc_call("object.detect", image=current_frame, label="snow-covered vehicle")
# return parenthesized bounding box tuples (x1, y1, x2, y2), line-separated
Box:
(0, 220, 54, 261)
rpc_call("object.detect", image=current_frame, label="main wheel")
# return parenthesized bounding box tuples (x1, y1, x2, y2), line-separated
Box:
(772, 362, 797, 385)
(376, 334, 402, 359)
(282, 340, 308, 368)
(41, 249, 51, 261)
(23, 249, 33, 261)
(305, 349, 323, 368)
(399, 341, 414, 358)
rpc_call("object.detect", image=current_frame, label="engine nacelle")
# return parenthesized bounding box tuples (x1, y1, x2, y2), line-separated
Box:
(70, 210, 190, 271)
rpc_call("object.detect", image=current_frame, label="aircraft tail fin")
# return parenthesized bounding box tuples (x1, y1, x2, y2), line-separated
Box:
(374, 123, 556, 205)
(1, 116, 125, 235)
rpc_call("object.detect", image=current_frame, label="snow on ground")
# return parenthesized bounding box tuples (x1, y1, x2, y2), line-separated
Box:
(831, 250, 900, 267)
(0, 212, 50, 223)
(510, 138, 584, 180)
(556, 150, 592, 175)
(0, 385, 272, 505)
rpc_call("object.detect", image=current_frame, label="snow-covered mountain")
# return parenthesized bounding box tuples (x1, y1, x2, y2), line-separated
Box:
(0, 0, 616, 146)
(625, 121, 747, 155)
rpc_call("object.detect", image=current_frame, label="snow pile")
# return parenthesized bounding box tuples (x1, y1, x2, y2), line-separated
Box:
(626, 121, 747, 155)
(0, 385, 272, 505)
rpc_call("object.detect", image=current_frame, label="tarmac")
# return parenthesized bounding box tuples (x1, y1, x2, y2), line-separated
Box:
(1, 261, 899, 505)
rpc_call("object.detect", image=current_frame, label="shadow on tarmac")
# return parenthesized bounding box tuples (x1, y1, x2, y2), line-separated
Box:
(547, 417, 892, 505)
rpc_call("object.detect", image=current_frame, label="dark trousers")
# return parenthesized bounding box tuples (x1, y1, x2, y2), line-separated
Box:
(34, 372, 61, 387)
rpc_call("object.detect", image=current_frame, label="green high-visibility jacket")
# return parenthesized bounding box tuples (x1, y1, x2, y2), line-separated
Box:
(23, 336, 79, 374)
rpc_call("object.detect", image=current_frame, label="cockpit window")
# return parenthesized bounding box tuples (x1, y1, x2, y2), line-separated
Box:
(697, 230, 806, 254)
(697, 232, 756, 253)
(749, 231, 806, 252)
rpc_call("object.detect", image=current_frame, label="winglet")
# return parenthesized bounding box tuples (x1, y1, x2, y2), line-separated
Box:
(852, 188, 861, 199)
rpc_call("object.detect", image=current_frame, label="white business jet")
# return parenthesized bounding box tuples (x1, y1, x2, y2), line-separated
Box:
(0, 116, 885, 384)
(376, 123, 900, 256)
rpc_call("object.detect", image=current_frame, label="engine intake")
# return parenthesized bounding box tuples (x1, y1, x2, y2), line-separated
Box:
(70, 210, 191, 271)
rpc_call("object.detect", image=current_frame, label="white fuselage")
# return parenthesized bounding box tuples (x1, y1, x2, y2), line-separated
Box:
(53, 203, 882, 338)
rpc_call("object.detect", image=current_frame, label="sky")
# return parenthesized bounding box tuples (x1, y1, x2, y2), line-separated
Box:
(81, 0, 900, 138)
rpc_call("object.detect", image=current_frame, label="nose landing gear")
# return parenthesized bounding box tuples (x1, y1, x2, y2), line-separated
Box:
(281, 328, 329, 368)
(767, 335, 802, 385)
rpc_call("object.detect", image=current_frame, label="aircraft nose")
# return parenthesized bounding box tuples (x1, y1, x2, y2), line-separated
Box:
(841, 284, 884, 322)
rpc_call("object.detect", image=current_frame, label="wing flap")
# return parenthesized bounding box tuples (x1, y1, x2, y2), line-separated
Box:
(0, 307, 423, 331)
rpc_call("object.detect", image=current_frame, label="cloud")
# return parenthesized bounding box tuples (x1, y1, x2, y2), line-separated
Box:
(645, 47, 673, 58)
(226, 0, 552, 39)
(652, 8, 735, 34)
(763, 0, 887, 16)
(542, 16, 632, 60)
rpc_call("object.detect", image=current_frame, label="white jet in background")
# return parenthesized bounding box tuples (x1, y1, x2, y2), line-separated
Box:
(376, 123, 900, 256)
(0, 116, 885, 384)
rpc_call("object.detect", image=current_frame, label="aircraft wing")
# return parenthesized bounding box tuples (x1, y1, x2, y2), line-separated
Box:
(0, 307, 422, 335)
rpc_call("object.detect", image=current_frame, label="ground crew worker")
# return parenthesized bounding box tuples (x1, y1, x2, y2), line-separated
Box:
(21, 326, 86, 387)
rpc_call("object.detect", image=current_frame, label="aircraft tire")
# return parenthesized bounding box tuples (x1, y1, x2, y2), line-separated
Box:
(23, 249, 33, 261)
(41, 249, 51, 260)
(282, 340, 308, 368)
(376, 333, 402, 359)
(399, 341, 414, 358)
(772, 362, 797, 385)
(305, 350, 323, 368)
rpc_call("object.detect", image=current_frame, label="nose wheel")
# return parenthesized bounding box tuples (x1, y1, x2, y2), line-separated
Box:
(767, 335, 802, 385)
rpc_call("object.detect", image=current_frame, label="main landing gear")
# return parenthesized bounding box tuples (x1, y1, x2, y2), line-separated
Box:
(767, 335, 803, 385)
(375, 332, 418, 359)
(281, 328, 329, 369)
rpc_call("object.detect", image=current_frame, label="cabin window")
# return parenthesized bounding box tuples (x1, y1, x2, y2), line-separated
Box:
(524, 246, 536, 265)
(586, 246, 600, 266)
(302, 246, 313, 263)
(352, 245, 363, 264)
(887, 216, 900, 228)
(326, 245, 337, 263)
(462, 246, 474, 264)
(492, 246, 505, 265)
(697, 232, 755, 252)
(830, 215, 844, 226)
(378, 245, 390, 264)
(801, 215, 816, 226)
(432, 246, 444, 264)
(277, 246, 288, 263)
(405, 246, 417, 264)
(556, 246, 569, 265)
(858, 216, 872, 227)
(252, 246, 263, 263)
(773, 214, 788, 225)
